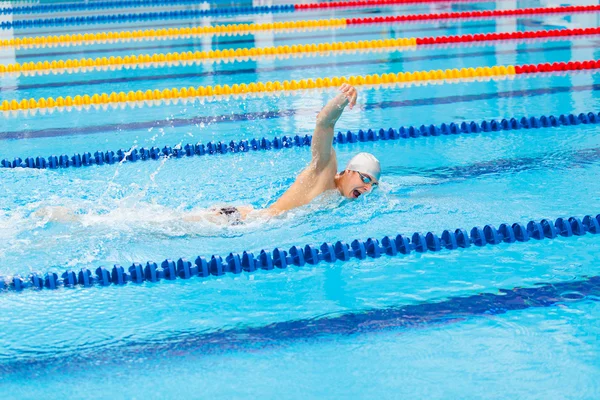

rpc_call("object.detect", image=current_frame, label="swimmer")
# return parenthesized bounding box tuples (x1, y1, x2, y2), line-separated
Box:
(269, 84, 379, 211)
(201, 83, 380, 223)
(38, 84, 380, 225)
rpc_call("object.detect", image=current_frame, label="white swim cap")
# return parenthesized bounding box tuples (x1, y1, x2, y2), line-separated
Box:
(346, 152, 381, 181)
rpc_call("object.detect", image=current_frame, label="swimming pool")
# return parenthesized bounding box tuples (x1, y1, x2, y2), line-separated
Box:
(1, 0, 600, 398)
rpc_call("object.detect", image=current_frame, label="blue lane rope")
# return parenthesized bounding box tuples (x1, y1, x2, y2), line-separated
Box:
(2, 0, 247, 15)
(2, 111, 598, 170)
(0, 4, 295, 29)
(2, 213, 599, 292)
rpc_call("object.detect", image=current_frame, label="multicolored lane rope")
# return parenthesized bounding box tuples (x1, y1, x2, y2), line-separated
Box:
(1, 59, 599, 113)
(1, 5, 598, 49)
(0, 0, 519, 31)
(2, 27, 599, 77)
(0, 0, 497, 16)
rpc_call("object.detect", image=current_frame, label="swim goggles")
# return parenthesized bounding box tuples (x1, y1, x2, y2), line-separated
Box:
(357, 171, 378, 186)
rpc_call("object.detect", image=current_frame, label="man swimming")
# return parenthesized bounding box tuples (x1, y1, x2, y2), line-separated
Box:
(39, 84, 380, 225)
(206, 83, 381, 223)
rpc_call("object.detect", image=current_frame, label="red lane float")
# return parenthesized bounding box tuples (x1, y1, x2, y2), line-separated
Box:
(416, 26, 600, 45)
(515, 60, 600, 74)
(346, 5, 600, 24)
(296, 0, 491, 10)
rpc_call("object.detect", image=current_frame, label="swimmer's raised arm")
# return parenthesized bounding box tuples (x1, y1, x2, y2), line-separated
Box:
(311, 84, 357, 169)
(268, 84, 359, 216)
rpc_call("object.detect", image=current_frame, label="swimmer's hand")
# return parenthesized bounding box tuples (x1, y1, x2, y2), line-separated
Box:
(311, 84, 358, 170)
(315, 84, 357, 130)
(339, 83, 357, 110)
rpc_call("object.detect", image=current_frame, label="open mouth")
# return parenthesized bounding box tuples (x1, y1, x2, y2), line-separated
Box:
(352, 189, 361, 198)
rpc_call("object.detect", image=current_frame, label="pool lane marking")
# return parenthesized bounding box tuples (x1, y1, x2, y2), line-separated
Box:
(2, 5, 598, 49)
(1, 275, 597, 371)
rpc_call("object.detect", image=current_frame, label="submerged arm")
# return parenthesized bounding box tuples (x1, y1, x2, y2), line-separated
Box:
(311, 84, 357, 169)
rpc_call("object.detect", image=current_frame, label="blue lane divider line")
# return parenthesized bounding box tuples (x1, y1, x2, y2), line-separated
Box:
(2, 111, 599, 171)
(0, 4, 296, 29)
(2, 213, 599, 292)
(2, 275, 598, 373)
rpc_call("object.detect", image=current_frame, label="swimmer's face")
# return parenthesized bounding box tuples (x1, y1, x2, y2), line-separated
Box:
(339, 170, 379, 199)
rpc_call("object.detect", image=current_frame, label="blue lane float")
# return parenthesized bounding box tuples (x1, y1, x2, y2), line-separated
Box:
(2, 214, 599, 293)
(2, 111, 599, 171)
(1, 0, 266, 15)
(0, 4, 295, 29)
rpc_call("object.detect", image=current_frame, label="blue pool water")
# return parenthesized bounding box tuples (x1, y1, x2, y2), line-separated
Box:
(1, 0, 600, 398)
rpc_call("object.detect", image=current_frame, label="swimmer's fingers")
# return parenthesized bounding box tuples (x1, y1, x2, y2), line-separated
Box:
(348, 89, 357, 109)
(339, 83, 352, 92)
(339, 83, 353, 96)
(339, 84, 357, 109)
(341, 85, 358, 110)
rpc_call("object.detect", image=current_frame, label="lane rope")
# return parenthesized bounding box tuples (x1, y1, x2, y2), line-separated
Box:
(0, 0, 493, 29)
(0, 37, 417, 76)
(296, 0, 494, 10)
(2, 5, 599, 49)
(2, 111, 599, 170)
(346, 5, 600, 24)
(2, 27, 599, 77)
(3, 213, 599, 292)
(1, 19, 348, 49)
(0, 5, 296, 30)
(3, 0, 238, 15)
(2, 59, 600, 114)
(1, 0, 491, 16)
(1, 63, 514, 113)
